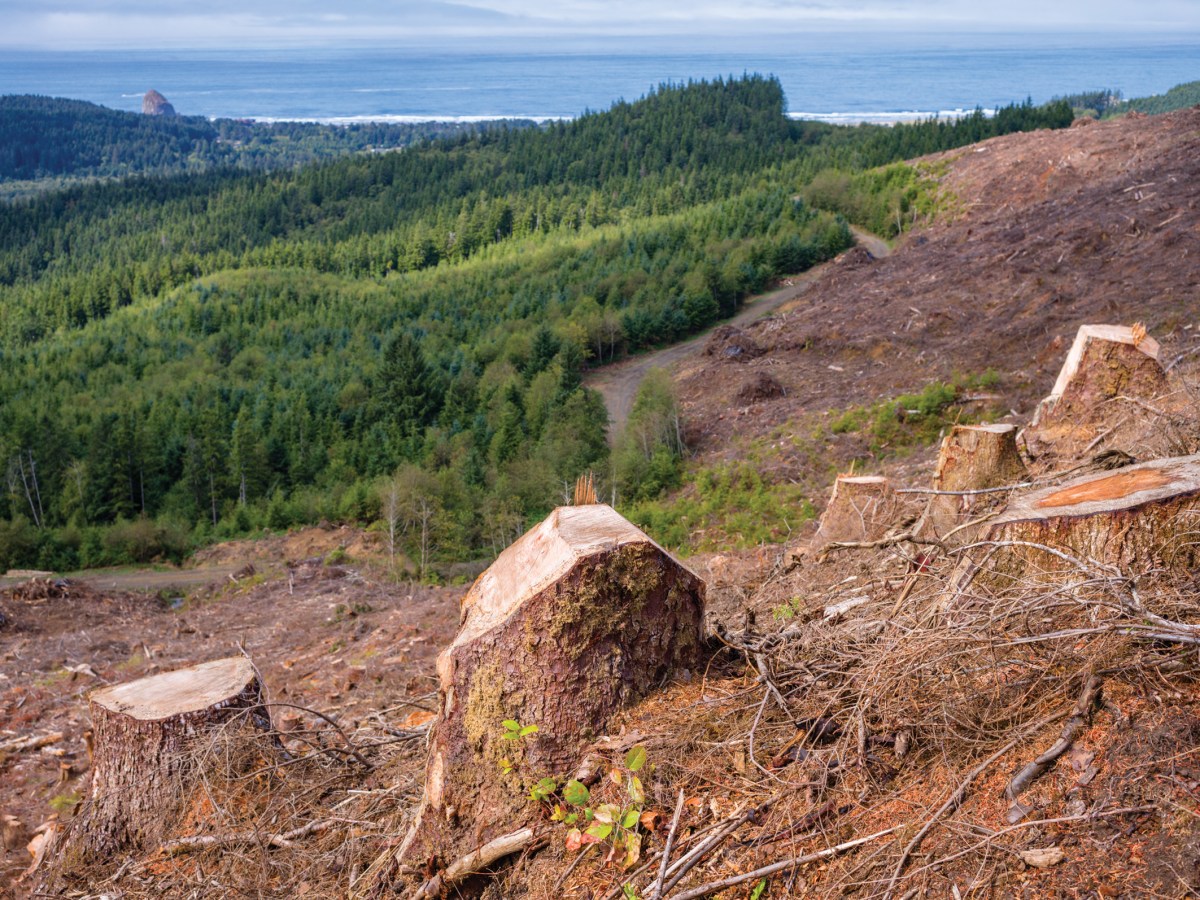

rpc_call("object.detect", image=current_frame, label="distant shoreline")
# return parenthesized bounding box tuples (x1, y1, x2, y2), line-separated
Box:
(237, 108, 996, 128)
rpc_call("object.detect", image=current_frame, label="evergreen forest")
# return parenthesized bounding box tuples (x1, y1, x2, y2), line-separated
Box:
(0, 77, 1075, 572)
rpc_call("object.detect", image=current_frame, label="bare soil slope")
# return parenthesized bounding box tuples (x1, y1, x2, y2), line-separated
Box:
(677, 109, 1200, 454)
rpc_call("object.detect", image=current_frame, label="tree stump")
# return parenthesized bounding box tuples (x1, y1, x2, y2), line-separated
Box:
(812, 475, 899, 549)
(1027, 324, 1166, 455)
(967, 452, 1200, 585)
(396, 504, 705, 886)
(37, 656, 267, 889)
(920, 424, 1028, 542)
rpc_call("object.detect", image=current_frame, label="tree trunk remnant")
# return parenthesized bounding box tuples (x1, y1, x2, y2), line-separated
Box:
(920, 424, 1028, 541)
(395, 504, 705, 889)
(812, 475, 899, 550)
(37, 656, 267, 890)
(968, 452, 1200, 584)
(1027, 324, 1166, 455)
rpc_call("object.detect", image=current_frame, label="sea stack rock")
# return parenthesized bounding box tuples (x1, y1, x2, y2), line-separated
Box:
(142, 89, 177, 116)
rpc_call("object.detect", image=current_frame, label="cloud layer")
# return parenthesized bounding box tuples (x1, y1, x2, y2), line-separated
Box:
(2, 0, 1198, 48)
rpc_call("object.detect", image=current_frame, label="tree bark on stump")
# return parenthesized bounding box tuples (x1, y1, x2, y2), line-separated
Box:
(964, 452, 1200, 586)
(1026, 324, 1166, 456)
(919, 424, 1028, 542)
(37, 656, 267, 890)
(812, 475, 899, 549)
(395, 504, 705, 888)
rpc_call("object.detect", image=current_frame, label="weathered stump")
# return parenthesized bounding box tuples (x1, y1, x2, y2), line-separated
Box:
(37, 656, 267, 889)
(812, 475, 899, 549)
(396, 504, 705, 886)
(967, 453, 1200, 585)
(920, 424, 1028, 541)
(1027, 324, 1166, 455)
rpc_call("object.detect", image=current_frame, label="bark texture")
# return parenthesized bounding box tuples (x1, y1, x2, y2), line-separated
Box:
(397, 505, 705, 884)
(1027, 324, 1166, 455)
(920, 424, 1028, 542)
(37, 656, 266, 890)
(972, 452, 1200, 583)
(813, 475, 899, 549)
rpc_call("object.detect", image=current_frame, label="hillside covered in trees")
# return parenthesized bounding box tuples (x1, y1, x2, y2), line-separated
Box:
(0, 77, 1074, 572)
(0, 94, 525, 195)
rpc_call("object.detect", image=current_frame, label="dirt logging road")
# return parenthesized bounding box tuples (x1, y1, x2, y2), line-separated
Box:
(585, 227, 890, 437)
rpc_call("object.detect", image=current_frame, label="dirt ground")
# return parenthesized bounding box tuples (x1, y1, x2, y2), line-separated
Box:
(674, 109, 1200, 463)
(0, 545, 462, 895)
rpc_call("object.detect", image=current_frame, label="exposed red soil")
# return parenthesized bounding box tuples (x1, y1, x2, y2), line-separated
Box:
(676, 108, 1200, 459)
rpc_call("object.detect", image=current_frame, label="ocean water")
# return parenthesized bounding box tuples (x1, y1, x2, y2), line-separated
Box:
(0, 33, 1197, 123)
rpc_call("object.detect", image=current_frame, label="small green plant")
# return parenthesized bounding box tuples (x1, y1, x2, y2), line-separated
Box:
(498, 717, 653, 870)
(49, 791, 81, 814)
(498, 719, 539, 775)
(554, 744, 650, 868)
(773, 596, 803, 621)
(325, 547, 350, 565)
(750, 878, 768, 899)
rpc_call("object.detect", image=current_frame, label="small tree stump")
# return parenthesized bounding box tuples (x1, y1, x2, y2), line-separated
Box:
(812, 475, 899, 549)
(1027, 324, 1166, 454)
(38, 656, 267, 889)
(920, 424, 1028, 541)
(970, 452, 1200, 584)
(396, 504, 705, 884)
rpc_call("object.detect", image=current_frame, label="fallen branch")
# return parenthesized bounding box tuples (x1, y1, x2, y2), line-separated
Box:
(664, 826, 900, 900)
(1006, 673, 1102, 804)
(905, 806, 1155, 878)
(161, 818, 346, 856)
(650, 788, 686, 900)
(821, 529, 944, 555)
(658, 790, 796, 895)
(411, 826, 540, 899)
(0, 731, 63, 753)
(895, 483, 1032, 496)
(261, 701, 374, 769)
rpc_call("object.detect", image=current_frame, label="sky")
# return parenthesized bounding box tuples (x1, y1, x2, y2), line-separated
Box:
(2, 0, 1199, 48)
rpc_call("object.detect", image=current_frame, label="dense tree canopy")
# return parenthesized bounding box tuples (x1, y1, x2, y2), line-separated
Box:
(0, 77, 1075, 571)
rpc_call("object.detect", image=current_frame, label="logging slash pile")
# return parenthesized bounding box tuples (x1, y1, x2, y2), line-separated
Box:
(13, 323, 1200, 899)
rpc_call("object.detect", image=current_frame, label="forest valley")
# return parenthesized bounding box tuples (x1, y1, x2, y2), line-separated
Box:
(5, 73, 1200, 900)
(0, 77, 1074, 574)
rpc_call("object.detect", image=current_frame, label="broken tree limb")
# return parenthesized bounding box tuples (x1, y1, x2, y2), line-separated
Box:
(394, 504, 705, 889)
(161, 818, 343, 856)
(1006, 673, 1102, 806)
(0, 731, 63, 753)
(650, 789, 686, 900)
(665, 826, 900, 900)
(410, 827, 541, 899)
(36, 656, 270, 892)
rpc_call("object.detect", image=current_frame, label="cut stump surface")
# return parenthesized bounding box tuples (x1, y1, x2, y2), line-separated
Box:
(37, 656, 267, 890)
(813, 475, 899, 549)
(974, 452, 1200, 580)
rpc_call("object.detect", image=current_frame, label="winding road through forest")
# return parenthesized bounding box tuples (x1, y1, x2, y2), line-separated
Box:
(585, 227, 890, 437)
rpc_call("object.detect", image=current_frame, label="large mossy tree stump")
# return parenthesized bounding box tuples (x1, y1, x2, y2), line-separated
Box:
(966, 453, 1200, 585)
(920, 424, 1028, 542)
(396, 504, 705, 886)
(38, 656, 267, 890)
(1027, 324, 1166, 455)
(812, 475, 899, 550)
